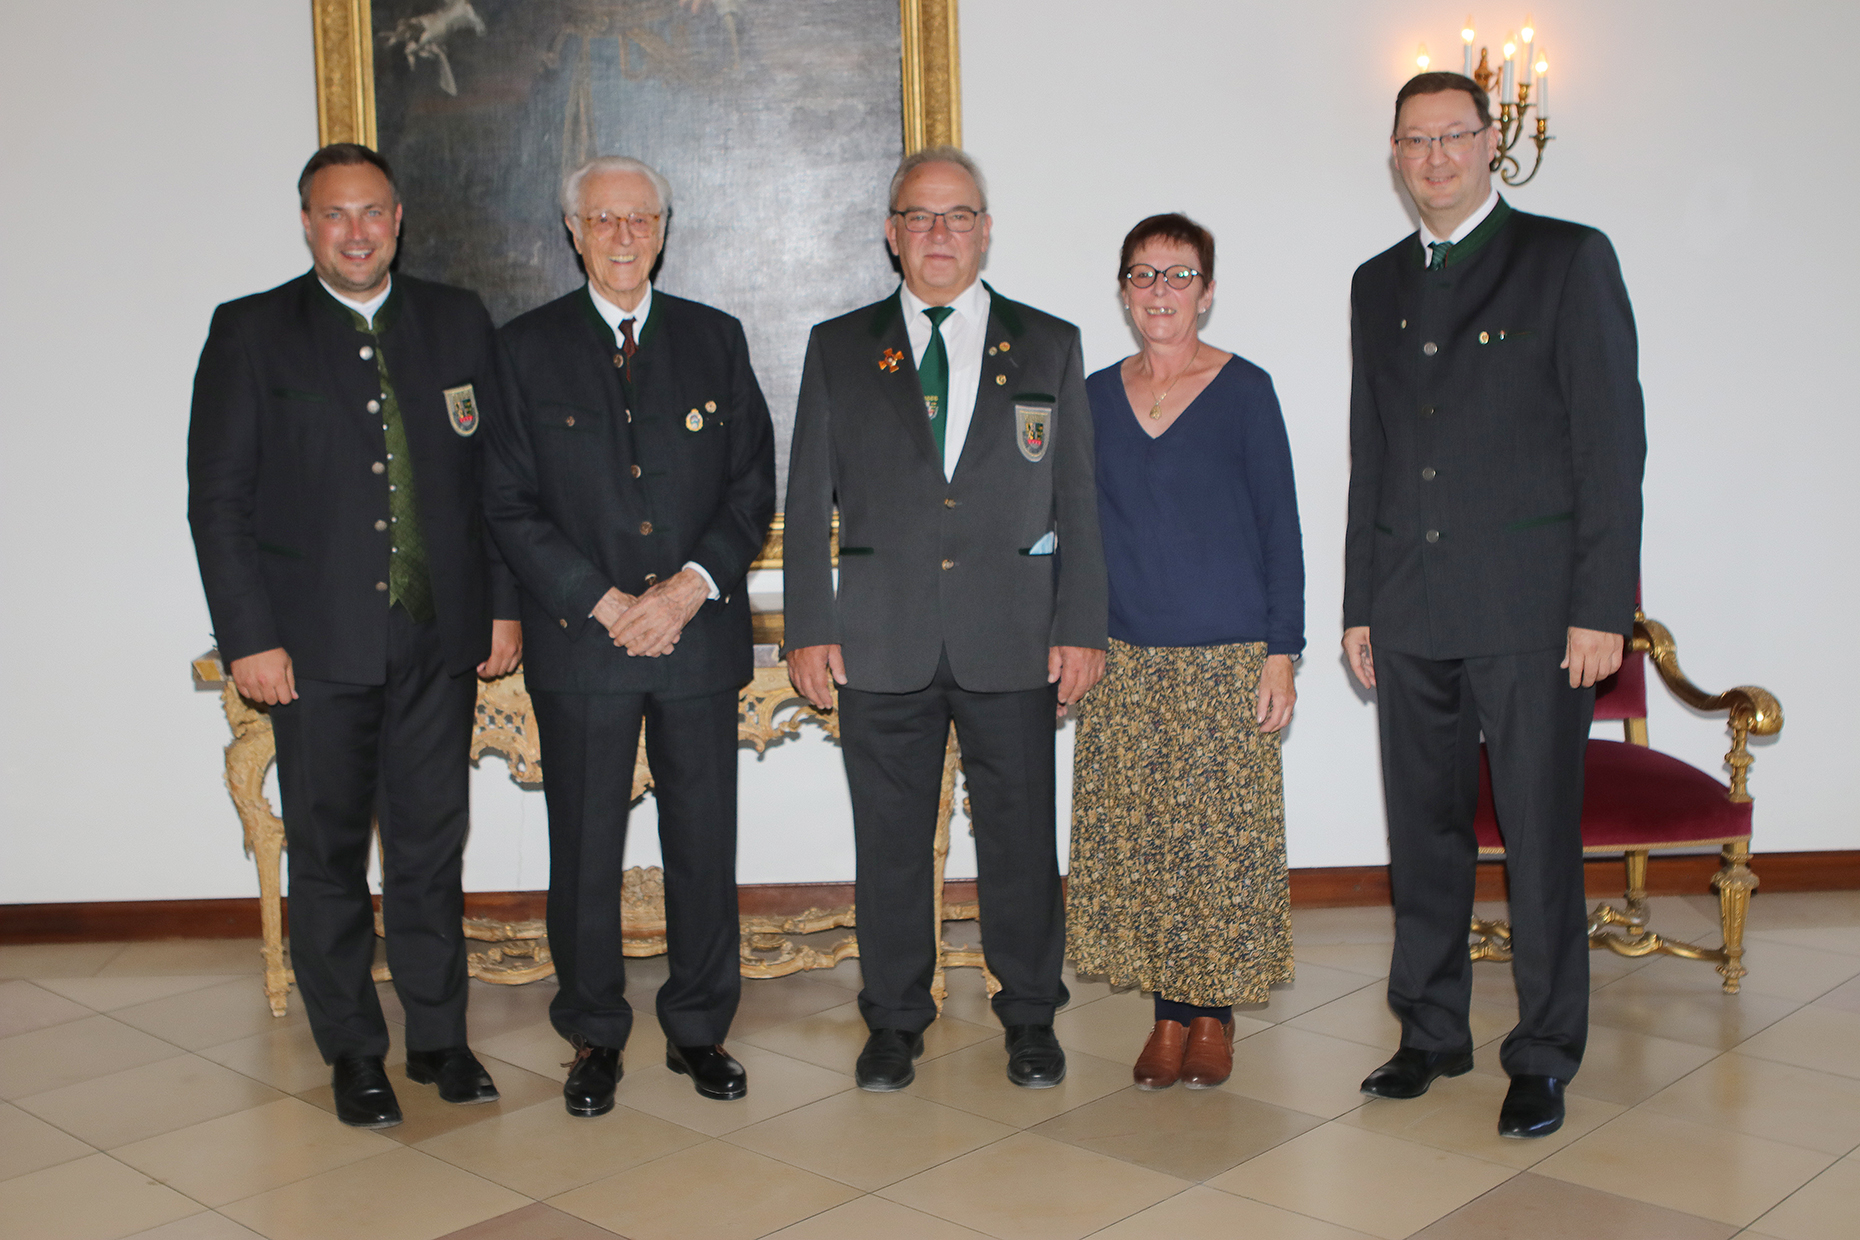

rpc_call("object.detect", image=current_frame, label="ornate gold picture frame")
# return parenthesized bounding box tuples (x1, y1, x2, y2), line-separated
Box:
(313, 1, 958, 159)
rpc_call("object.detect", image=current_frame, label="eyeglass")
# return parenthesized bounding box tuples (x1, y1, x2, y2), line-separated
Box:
(1393, 126, 1490, 160)
(580, 211, 661, 236)
(1123, 265, 1202, 289)
(891, 208, 981, 233)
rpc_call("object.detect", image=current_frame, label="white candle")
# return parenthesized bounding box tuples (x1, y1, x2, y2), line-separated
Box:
(1501, 50, 1515, 100)
(1535, 53, 1549, 120)
(1462, 18, 1476, 76)
(1520, 16, 1535, 94)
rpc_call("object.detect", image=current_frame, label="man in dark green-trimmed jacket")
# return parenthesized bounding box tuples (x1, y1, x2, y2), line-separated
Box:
(1343, 74, 1646, 1140)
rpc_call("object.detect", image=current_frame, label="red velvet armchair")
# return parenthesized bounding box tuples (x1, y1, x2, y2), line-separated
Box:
(1468, 609, 1784, 993)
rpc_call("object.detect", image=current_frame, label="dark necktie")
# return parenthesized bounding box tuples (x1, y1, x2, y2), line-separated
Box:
(1428, 240, 1454, 270)
(920, 305, 954, 461)
(619, 317, 638, 360)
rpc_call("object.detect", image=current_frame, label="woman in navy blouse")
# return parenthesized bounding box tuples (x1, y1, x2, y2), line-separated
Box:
(1066, 213, 1305, 1091)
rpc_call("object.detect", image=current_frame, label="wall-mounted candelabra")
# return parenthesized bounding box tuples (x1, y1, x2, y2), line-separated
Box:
(1415, 15, 1553, 186)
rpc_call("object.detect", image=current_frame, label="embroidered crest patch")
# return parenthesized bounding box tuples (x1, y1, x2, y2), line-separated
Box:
(443, 384, 479, 436)
(1016, 403, 1052, 462)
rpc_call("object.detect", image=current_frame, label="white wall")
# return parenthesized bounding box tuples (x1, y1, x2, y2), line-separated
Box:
(0, 1, 1852, 905)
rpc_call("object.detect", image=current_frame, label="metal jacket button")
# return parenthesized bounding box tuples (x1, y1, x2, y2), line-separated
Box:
(366, 399, 380, 413)
(639, 521, 653, 535)
(375, 581, 388, 591)
(1421, 467, 1437, 481)
(374, 519, 387, 531)
(359, 346, 374, 360)
(941, 558, 955, 570)
(1423, 342, 1438, 356)
(1425, 529, 1440, 543)
(630, 464, 641, 478)
(371, 461, 385, 474)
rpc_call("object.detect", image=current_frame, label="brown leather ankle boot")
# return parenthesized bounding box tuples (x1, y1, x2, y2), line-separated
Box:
(1133, 1020, 1188, 1090)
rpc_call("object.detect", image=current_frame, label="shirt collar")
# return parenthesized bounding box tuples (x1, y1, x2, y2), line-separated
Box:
(1419, 186, 1501, 255)
(587, 281, 653, 337)
(900, 278, 988, 327)
(319, 276, 392, 327)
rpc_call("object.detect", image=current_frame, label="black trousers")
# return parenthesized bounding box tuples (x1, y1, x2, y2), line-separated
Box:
(1377, 647, 1594, 1078)
(269, 605, 475, 1063)
(530, 686, 742, 1049)
(839, 652, 1069, 1033)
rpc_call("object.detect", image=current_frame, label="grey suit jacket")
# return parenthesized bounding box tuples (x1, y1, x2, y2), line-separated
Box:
(1343, 201, 1646, 659)
(784, 285, 1108, 694)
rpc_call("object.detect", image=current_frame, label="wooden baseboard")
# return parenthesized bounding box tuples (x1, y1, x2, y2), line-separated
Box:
(4, 854, 1854, 944)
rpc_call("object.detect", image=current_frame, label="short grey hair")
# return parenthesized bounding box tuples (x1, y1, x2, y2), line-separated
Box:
(560, 155, 673, 220)
(887, 145, 988, 213)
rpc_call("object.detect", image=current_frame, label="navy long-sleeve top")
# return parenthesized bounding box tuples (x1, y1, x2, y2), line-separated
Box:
(1089, 354, 1305, 654)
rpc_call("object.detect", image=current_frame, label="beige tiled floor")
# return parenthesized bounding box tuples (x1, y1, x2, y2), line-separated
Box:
(1, 894, 1857, 1239)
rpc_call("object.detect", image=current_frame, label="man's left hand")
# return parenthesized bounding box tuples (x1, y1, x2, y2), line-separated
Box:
(478, 620, 523, 679)
(607, 568, 709, 657)
(1048, 645, 1106, 718)
(1562, 625, 1624, 688)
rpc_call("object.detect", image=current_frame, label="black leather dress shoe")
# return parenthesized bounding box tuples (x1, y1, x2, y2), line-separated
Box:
(1360, 1047, 1475, 1099)
(404, 1047, 500, 1105)
(1498, 1074, 1567, 1138)
(666, 1041, 748, 1100)
(563, 1041, 622, 1118)
(1004, 1024, 1066, 1089)
(855, 1028, 925, 1092)
(331, 1056, 402, 1128)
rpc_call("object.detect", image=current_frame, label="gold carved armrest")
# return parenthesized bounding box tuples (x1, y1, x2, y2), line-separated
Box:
(1633, 612, 1784, 802)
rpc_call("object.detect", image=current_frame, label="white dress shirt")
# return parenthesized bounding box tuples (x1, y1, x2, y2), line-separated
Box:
(585, 281, 718, 601)
(900, 279, 990, 481)
(320, 277, 391, 326)
(588, 280, 653, 347)
(1419, 187, 1501, 265)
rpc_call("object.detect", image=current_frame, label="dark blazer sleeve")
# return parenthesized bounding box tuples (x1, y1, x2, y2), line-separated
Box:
(687, 318, 776, 597)
(782, 327, 837, 649)
(482, 334, 616, 630)
(1342, 272, 1385, 632)
(187, 304, 279, 663)
(1048, 330, 1108, 650)
(1556, 231, 1646, 636)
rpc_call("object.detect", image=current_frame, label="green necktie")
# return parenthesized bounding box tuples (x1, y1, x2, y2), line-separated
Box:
(347, 310, 435, 624)
(919, 305, 954, 461)
(1428, 240, 1454, 270)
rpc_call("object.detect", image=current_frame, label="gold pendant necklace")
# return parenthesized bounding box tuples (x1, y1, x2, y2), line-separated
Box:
(1147, 343, 1201, 419)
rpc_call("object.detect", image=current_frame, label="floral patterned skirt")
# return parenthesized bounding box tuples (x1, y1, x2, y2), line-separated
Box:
(1066, 638, 1294, 1006)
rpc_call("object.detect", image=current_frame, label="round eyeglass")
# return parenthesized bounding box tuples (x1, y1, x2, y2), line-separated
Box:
(1124, 264, 1202, 289)
(891, 208, 981, 233)
(1393, 126, 1491, 160)
(580, 211, 661, 236)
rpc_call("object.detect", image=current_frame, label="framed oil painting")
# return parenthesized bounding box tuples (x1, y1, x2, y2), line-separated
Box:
(310, 0, 961, 507)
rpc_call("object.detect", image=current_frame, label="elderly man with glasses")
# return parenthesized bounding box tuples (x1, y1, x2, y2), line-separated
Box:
(484, 155, 775, 1117)
(1343, 73, 1646, 1138)
(785, 146, 1108, 1092)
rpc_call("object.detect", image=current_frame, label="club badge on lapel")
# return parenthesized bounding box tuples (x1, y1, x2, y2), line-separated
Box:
(443, 384, 479, 436)
(1016, 402, 1051, 462)
(879, 348, 904, 373)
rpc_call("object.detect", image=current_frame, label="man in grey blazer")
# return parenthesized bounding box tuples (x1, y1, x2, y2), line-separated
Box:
(786, 147, 1107, 1092)
(1344, 73, 1645, 1138)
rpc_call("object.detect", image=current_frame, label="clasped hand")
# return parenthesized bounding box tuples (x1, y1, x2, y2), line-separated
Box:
(593, 569, 708, 657)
